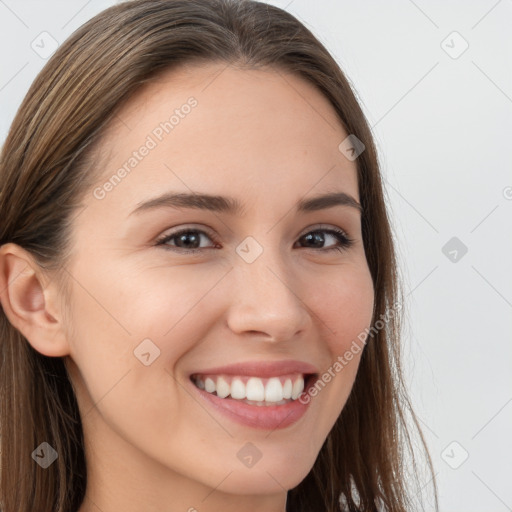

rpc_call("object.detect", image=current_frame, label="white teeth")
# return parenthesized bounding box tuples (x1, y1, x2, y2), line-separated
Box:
(264, 377, 284, 402)
(230, 378, 246, 399)
(216, 376, 230, 398)
(291, 377, 304, 400)
(283, 378, 292, 399)
(204, 377, 216, 393)
(246, 377, 265, 401)
(193, 374, 306, 403)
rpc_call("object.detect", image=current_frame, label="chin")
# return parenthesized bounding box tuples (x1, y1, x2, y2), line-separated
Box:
(217, 457, 315, 495)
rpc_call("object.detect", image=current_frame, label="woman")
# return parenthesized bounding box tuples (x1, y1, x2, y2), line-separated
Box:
(0, 1, 438, 511)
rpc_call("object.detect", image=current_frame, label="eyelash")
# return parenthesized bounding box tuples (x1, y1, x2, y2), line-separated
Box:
(155, 225, 355, 255)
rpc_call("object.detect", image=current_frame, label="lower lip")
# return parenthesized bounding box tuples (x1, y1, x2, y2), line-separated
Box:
(189, 376, 315, 430)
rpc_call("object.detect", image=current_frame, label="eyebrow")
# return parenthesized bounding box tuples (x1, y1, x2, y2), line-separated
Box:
(129, 191, 363, 216)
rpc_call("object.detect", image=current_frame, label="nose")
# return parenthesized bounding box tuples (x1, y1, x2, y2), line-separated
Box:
(225, 249, 311, 343)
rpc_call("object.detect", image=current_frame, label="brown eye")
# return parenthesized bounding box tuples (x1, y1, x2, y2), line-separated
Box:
(296, 228, 354, 253)
(156, 228, 218, 254)
(156, 226, 354, 255)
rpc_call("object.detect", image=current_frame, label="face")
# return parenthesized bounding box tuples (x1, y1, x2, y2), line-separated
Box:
(62, 63, 374, 508)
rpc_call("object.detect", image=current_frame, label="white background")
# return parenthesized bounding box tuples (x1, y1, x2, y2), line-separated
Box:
(1, 1, 511, 511)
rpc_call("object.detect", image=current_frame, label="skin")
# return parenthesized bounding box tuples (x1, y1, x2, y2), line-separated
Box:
(0, 63, 374, 512)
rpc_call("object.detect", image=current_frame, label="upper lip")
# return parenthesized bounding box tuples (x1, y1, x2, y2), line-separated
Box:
(189, 359, 319, 378)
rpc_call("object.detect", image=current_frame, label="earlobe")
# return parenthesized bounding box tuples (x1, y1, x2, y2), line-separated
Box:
(0, 243, 70, 357)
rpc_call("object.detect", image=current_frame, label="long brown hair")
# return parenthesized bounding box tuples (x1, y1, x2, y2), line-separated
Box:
(0, 1, 439, 510)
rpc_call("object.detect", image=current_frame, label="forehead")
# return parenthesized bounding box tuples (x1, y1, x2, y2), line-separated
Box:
(86, 62, 359, 219)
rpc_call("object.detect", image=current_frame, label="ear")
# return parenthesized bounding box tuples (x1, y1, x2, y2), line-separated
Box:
(0, 243, 70, 357)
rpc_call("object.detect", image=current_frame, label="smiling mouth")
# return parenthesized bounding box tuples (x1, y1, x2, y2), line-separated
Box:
(190, 372, 317, 406)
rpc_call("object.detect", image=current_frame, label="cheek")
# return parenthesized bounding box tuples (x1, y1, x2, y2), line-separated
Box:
(64, 260, 228, 417)
(302, 262, 374, 423)
(63, 261, 214, 456)
(67, 256, 225, 345)
(307, 262, 374, 351)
